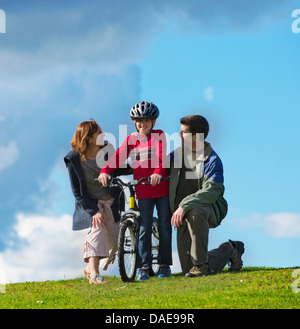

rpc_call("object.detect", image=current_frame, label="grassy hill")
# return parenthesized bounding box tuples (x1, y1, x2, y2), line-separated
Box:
(1, 267, 299, 309)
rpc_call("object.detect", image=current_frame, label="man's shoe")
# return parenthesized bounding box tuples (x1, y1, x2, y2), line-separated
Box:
(185, 264, 211, 278)
(228, 240, 245, 271)
(158, 266, 172, 278)
(137, 268, 149, 280)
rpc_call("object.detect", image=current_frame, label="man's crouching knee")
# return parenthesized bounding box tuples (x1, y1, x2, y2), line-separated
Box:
(186, 206, 210, 223)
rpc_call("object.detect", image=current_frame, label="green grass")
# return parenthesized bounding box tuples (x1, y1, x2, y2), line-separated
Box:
(1, 267, 299, 309)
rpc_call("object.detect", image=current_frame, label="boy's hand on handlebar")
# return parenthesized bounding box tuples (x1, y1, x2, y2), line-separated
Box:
(150, 174, 162, 186)
(98, 173, 111, 187)
(92, 211, 107, 228)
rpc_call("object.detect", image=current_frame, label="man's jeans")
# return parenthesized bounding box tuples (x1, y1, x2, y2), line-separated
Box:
(138, 195, 172, 268)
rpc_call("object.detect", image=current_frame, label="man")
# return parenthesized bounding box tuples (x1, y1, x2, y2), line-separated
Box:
(169, 115, 244, 277)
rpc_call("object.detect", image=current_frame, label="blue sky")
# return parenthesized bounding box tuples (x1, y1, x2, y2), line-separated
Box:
(0, 0, 299, 283)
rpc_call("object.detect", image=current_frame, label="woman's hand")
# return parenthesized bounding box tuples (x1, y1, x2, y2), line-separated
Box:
(98, 173, 111, 187)
(92, 211, 107, 229)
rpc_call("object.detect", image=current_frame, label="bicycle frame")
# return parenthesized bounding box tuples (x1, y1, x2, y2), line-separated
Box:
(97, 176, 168, 281)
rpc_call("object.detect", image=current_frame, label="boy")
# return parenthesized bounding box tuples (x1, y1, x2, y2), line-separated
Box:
(99, 101, 172, 280)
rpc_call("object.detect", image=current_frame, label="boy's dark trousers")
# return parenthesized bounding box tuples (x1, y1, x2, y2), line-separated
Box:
(137, 195, 172, 269)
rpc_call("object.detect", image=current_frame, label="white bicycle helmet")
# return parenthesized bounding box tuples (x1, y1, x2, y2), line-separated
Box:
(130, 101, 159, 120)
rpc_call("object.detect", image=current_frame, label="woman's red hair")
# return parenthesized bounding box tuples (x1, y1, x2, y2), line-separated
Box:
(71, 120, 99, 162)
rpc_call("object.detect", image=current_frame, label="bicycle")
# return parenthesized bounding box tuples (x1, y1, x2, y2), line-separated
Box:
(106, 176, 168, 282)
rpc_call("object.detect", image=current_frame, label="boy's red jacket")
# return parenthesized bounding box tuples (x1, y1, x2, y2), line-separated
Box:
(100, 129, 169, 199)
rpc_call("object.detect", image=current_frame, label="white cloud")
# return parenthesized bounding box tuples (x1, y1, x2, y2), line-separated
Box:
(229, 212, 300, 238)
(265, 213, 300, 238)
(1, 0, 289, 79)
(0, 211, 182, 283)
(204, 86, 214, 102)
(0, 213, 117, 283)
(0, 141, 19, 172)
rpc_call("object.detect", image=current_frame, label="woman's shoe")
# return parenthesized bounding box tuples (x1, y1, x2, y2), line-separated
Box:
(89, 274, 109, 284)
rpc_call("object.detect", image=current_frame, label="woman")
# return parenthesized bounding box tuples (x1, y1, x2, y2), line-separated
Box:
(64, 120, 132, 284)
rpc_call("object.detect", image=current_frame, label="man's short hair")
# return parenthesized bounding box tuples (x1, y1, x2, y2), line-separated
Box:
(180, 115, 209, 139)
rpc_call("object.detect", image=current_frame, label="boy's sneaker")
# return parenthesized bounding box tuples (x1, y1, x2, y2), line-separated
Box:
(137, 268, 149, 280)
(228, 240, 245, 271)
(158, 266, 172, 278)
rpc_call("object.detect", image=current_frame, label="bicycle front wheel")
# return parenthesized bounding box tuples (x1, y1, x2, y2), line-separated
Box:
(118, 218, 138, 282)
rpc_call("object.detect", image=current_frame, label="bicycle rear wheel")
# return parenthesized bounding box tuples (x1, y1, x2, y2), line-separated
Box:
(150, 217, 160, 276)
(118, 218, 138, 282)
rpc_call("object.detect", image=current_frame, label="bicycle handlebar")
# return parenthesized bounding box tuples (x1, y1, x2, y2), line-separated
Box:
(95, 176, 169, 188)
(132, 176, 169, 186)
